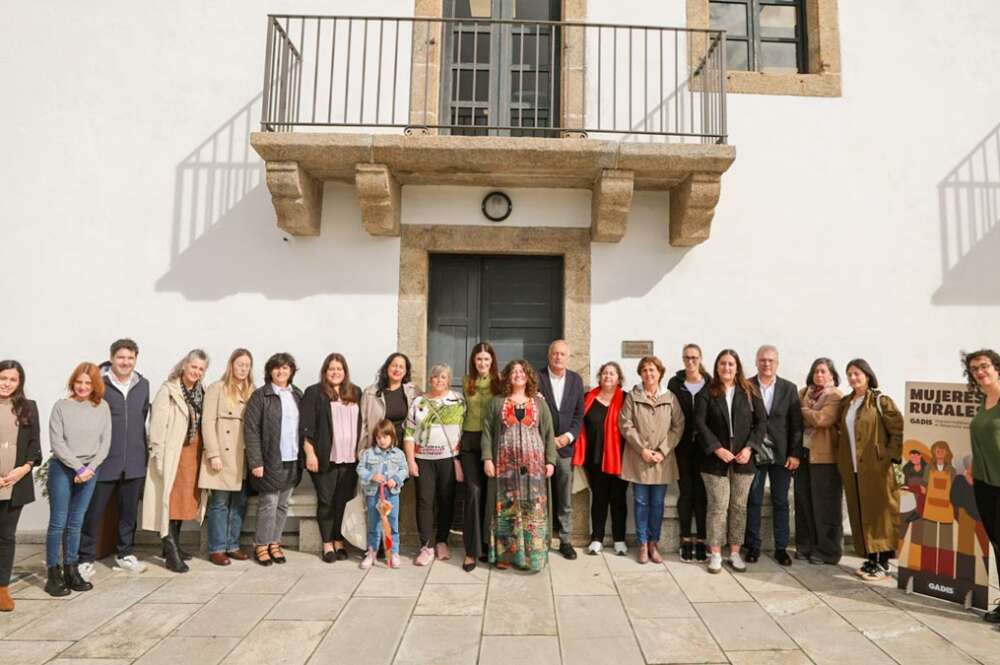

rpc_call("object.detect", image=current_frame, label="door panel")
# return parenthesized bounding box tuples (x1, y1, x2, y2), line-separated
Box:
(427, 254, 563, 388)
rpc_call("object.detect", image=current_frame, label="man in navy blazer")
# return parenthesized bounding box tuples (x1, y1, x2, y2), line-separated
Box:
(538, 339, 584, 559)
(743, 345, 804, 567)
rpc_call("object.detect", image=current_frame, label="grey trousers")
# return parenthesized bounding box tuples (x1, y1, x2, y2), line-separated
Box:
(552, 455, 574, 541)
(794, 459, 844, 563)
(255, 487, 293, 544)
(702, 469, 754, 548)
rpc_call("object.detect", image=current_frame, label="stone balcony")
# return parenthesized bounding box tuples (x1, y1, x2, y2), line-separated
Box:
(250, 132, 735, 246)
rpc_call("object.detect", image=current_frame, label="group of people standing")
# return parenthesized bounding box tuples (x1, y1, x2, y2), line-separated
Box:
(1, 339, 999, 618)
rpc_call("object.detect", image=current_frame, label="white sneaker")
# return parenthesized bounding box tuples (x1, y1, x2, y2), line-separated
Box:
(78, 561, 96, 581)
(613, 541, 628, 556)
(729, 551, 747, 572)
(586, 541, 603, 555)
(360, 549, 376, 570)
(707, 552, 723, 574)
(114, 555, 147, 574)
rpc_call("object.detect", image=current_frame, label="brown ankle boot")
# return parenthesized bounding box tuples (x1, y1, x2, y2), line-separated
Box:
(0, 586, 14, 611)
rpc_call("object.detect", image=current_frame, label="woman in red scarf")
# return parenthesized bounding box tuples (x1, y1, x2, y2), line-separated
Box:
(573, 362, 627, 556)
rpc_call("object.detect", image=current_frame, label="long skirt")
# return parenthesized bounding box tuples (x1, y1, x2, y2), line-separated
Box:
(169, 434, 202, 520)
(489, 436, 549, 571)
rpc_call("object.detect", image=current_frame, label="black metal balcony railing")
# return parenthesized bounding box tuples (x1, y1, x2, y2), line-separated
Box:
(261, 14, 727, 144)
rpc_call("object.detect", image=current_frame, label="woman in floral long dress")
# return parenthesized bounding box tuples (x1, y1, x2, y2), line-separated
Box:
(481, 360, 556, 572)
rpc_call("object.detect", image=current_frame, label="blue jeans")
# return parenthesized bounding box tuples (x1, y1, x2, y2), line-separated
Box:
(206, 486, 248, 554)
(366, 492, 400, 554)
(633, 483, 668, 545)
(744, 464, 792, 550)
(46, 461, 98, 566)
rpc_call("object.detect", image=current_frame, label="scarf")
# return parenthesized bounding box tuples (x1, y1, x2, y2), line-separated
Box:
(572, 387, 624, 475)
(181, 382, 204, 445)
(808, 384, 828, 405)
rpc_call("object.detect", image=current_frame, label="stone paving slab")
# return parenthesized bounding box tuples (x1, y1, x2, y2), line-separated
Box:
(0, 640, 73, 665)
(219, 620, 330, 665)
(267, 570, 362, 621)
(133, 636, 241, 665)
(695, 601, 797, 651)
(479, 635, 561, 665)
(415, 582, 487, 615)
(176, 593, 278, 637)
(308, 597, 413, 665)
(665, 559, 753, 603)
(615, 570, 698, 619)
(549, 546, 616, 595)
(631, 617, 726, 664)
(59, 602, 198, 659)
(483, 568, 556, 635)
(556, 595, 644, 665)
(393, 615, 482, 665)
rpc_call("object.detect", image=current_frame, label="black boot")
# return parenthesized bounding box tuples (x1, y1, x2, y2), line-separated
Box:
(63, 564, 93, 592)
(164, 521, 193, 561)
(161, 536, 189, 573)
(44, 566, 70, 597)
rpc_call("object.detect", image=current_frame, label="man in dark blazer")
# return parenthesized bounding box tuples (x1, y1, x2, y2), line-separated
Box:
(743, 345, 804, 566)
(538, 339, 584, 559)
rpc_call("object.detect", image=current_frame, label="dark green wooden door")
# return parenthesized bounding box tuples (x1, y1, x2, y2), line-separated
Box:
(428, 254, 563, 387)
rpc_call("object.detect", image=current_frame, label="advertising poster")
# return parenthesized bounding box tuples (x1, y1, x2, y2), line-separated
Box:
(898, 382, 988, 609)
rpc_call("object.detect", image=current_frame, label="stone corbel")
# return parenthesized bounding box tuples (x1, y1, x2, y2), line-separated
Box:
(669, 173, 722, 246)
(355, 164, 401, 237)
(590, 169, 634, 243)
(264, 161, 322, 236)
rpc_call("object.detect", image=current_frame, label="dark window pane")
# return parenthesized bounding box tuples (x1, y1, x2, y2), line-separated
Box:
(514, 0, 556, 21)
(760, 41, 799, 73)
(452, 0, 492, 18)
(452, 107, 489, 135)
(709, 2, 748, 38)
(759, 5, 797, 39)
(454, 31, 490, 64)
(454, 70, 491, 102)
(725, 40, 750, 70)
(511, 72, 550, 105)
(512, 32, 551, 66)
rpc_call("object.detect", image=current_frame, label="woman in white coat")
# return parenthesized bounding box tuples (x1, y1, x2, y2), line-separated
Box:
(142, 350, 209, 573)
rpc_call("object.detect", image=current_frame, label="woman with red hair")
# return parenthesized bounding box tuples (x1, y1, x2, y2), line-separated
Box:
(45, 362, 111, 596)
(573, 362, 628, 556)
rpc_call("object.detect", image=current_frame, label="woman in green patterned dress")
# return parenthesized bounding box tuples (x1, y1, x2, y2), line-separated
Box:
(481, 360, 556, 572)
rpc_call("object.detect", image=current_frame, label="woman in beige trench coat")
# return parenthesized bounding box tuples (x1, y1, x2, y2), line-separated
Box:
(619, 355, 685, 564)
(143, 350, 209, 573)
(199, 349, 254, 566)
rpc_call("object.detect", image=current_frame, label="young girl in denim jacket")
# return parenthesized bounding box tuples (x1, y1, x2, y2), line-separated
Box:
(357, 419, 408, 569)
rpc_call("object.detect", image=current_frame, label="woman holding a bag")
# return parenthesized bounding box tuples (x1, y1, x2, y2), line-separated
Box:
(695, 349, 768, 574)
(837, 358, 903, 581)
(403, 364, 465, 566)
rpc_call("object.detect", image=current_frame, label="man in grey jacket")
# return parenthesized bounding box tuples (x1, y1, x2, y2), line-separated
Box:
(78, 339, 150, 578)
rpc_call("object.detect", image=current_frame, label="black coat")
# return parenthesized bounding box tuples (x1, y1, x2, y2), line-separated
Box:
(97, 366, 150, 481)
(696, 386, 768, 476)
(666, 369, 711, 451)
(7, 400, 42, 508)
(538, 366, 585, 459)
(300, 382, 363, 473)
(244, 383, 303, 493)
(749, 375, 805, 465)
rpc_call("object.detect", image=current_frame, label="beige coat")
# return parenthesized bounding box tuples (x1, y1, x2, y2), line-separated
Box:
(359, 381, 420, 447)
(198, 380, 247, 492)
(799, 386, 843, 464)
(619, 385, 685, 485)
(142, 380, 207, 536)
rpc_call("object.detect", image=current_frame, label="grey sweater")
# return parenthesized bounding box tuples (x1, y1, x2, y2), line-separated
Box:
(49, 398, 112, 471)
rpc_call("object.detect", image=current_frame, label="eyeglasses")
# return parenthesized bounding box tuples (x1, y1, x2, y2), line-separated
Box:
(970, 363, 994, 373)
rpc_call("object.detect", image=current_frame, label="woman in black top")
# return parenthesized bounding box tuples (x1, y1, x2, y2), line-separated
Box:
(666, 343, 712, 562)
(0, 360, 42, 612)
(361, 353, 419, 447)
(573, 362, 628, 556)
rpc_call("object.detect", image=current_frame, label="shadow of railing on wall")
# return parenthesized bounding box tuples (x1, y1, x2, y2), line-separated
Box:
(934, 122, 1000, 305)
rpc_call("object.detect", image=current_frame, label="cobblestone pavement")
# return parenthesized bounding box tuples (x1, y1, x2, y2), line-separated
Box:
(2, 543, 1000, 665)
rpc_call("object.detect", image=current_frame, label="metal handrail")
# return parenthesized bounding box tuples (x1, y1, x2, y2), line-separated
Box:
(260, 14, 727, 144)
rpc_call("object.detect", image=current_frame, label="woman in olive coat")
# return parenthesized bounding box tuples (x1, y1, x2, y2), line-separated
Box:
(836, 358, 903, 581)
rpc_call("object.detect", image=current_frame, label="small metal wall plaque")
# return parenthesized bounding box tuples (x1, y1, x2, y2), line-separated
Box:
(621, 341, 654, 358)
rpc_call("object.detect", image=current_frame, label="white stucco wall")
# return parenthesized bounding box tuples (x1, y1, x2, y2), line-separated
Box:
(4, 1, 1000, 531)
